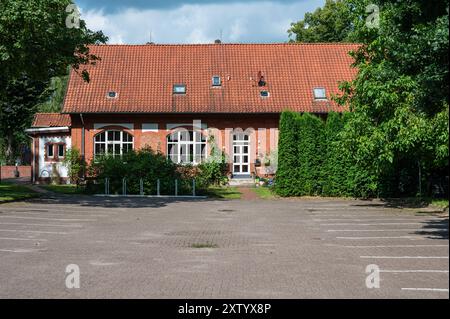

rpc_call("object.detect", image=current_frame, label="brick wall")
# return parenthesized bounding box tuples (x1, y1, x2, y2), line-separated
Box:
(70, 113, 281, 176)
(1, 166, 32, 180)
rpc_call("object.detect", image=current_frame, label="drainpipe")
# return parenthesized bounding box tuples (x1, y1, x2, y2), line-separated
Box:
(80, 114, 85, 179)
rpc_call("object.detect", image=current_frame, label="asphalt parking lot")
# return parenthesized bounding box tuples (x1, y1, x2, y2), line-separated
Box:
(0, 195, 448, 298)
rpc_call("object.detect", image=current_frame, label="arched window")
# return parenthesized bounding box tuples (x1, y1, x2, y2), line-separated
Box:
(167, 130, 207, 164)
(94, 130, 133, 157)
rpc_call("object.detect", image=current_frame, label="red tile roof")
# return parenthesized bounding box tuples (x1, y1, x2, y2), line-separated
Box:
(62, 43, 359, 114)
(32, 113, 71, 127)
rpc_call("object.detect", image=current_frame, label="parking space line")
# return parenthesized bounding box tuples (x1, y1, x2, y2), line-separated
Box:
(336, 236, 425, 240)
(341, 244, 448, 248)
(316, 218, 436, 221)
(0, 229, 68, 234)
(0, 222, 81, 228)
(360, 256, 448, 259)
(327, 229, 444, 232)
(1, 212, 109, 217)
(0, 248, 47, 253)
(401, 288, 449, 292)
(322, 222, 426, 226)
(381, 270, 449, 273)
(0, 216, 96, 222)
(0, 237, 48, 241)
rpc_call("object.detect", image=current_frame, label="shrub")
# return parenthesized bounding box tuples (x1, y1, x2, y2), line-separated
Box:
(62, 147, 86, 185)
(197, 160, 228, 188)
(88, 147, 179, 195)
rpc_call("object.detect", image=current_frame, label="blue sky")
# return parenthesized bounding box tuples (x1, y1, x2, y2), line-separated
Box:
(75, 0, 324, 44)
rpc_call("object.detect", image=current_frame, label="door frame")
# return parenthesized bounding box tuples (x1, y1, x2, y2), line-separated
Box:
(232, 133, 250, 175)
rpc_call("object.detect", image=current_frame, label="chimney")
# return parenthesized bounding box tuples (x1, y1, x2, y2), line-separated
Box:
(214, 39, 222, 44)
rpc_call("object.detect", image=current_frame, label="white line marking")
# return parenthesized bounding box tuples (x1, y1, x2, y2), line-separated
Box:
(0, 248, 47, 253)
(0, 237, 48, 241)
(327, 229, 445, 232)
(401, 288, 449, 292)
(341, 244, 449, 248)
(316, 218, 435, 222)
(0, 216, 95, 222)
(0, 229, 68, 234)
(381, 270, 449, 273)
(336, 236, 425, 240)
(2, 212, 108, 217)
(360, 256, 448, 259)
(322, 222, 425, 226)
(0, 222, 81, 228)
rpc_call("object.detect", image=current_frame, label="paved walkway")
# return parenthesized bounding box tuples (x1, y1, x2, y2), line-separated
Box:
(237, 187, 259, 200)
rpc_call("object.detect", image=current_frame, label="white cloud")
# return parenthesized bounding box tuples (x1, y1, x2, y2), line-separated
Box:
(80, 1, 324, 44)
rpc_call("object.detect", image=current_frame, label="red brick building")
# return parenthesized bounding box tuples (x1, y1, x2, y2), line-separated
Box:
(27, 43, 357, 183)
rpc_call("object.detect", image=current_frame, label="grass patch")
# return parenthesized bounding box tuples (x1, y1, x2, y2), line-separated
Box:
(431, 199, 449, 209)
(40, 184, 86, 195)
(0, 182, 39, 203)
(204, 186, 241, 199)
(252, 186, 276, 199)
(190, 242, 218, 248)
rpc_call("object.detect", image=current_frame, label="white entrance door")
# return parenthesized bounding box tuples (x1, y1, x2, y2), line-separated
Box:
(232, 133, 250, 175)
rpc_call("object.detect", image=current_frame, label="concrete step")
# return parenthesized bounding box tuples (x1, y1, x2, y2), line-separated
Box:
(229, 178, 255, 187)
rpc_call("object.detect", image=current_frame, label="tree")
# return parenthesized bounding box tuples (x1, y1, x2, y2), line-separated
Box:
(0, 0, 106, 84)
(0, 77, 45, 163)
(288, 0, 355, 43)
(36, 75, 70, 113)
(0, 0, 107, 164)
(335, 0, 449, 196)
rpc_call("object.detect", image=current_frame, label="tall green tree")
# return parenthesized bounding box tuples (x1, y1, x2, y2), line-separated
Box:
(0, 0, 107, 164)
(288, 0, 355, 42)
(336, 0, 449, 196)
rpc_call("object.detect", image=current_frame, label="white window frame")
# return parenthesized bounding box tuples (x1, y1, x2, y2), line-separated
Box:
(94, 130, 134, 159)
(167, 130, 207, 165)
(173, 84, 187, 94)
(313, 87, 327, 100)
(212, 76, 221, 86)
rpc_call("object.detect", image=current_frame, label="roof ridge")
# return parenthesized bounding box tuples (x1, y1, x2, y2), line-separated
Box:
(88, 42, 360, 47)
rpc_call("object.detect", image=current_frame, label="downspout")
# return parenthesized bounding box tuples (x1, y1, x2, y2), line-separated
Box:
(80, 114, 85, 179)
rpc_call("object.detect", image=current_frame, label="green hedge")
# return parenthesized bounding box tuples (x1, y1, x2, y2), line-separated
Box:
(297, 113, 325, 195)
(276, 111, 448, 198)
(276, 111, 375, 198)
(275, 111, 302, 196)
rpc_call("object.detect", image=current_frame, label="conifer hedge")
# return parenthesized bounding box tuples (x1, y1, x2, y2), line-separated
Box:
(297, 113, 325, 195)
(275, 111, 302, 196)
(276, 111, 358, 197)
(276, 110, 448, 198)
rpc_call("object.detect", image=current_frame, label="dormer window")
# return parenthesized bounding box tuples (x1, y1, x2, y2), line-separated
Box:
(107, 91, 118, 99)
(173, 84, 186, 94)
(313, 88, 327, 100)
(212, 76, 221, 87)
